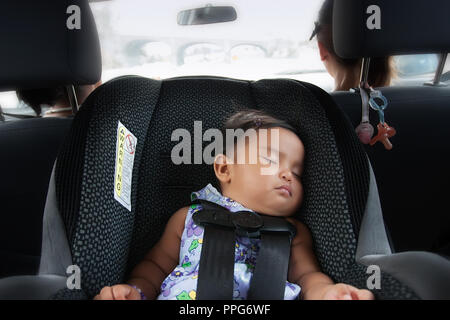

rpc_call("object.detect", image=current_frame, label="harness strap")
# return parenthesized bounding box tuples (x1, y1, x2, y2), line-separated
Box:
(192, 199, 295, 300)
(247, 232, 291, 300)
(196, 224, 236, 300)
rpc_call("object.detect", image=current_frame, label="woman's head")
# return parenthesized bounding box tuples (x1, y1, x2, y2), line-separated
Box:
(214, 109, 305, 217)
(16, 83, 100, 117)
(312, 0, 396, 91)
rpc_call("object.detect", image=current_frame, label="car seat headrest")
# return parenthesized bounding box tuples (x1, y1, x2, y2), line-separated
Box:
(0, 0, 101, 92)
(332, 0, 450, 58)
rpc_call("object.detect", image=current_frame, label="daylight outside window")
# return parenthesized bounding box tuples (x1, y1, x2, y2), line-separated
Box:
(90, 0, 333, 88)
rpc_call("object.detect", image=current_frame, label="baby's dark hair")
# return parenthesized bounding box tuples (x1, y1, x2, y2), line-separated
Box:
(221, 109, 298, 154)
(214, 109, 299, 191)
(224, 109, 296, 131)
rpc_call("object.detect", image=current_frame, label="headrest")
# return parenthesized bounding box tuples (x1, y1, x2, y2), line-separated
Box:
(333, 0, 450, 58)
(0, 0, 101, 91)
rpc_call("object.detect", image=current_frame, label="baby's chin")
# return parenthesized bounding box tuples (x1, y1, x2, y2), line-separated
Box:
(230, 192, 298, 217)
(255, 204, 296, 217)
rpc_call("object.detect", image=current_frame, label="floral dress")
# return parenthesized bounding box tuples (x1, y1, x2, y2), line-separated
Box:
(156, 183, 301, 300)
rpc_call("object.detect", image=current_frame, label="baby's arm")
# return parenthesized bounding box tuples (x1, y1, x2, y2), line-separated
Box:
(94, 206, 188, 300)
(285, 218, 373, 300)
(127, 206, 188, 299)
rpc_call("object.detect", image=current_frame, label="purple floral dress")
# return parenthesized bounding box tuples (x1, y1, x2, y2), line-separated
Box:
(156, 184, 301, 300)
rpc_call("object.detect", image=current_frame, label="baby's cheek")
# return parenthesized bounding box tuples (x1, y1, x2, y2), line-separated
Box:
(293, 184, 304, 206)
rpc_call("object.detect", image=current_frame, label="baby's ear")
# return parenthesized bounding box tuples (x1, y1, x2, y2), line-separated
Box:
(214, 154, 231, 184)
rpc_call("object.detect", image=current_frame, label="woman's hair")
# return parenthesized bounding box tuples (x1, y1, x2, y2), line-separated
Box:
(312, 0, 396, 88)
(16, 85, 85, 116)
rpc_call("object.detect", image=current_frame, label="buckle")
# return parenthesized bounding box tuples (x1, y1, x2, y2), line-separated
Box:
(193, 209, 233, 228)
(232, 210, 264, 238)
(192, 208, 264, 238)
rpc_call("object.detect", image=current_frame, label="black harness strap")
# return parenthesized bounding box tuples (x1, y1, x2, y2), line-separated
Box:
(196, 224, 236, 300)
(247, 232, 291, 300)
(192, 199, 296, 300)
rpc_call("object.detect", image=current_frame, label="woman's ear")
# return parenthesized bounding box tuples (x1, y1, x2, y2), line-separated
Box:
(317, 41, 329, 61)
(318, 40, 337, 78)
(317, 41, 330, 61)
(214, 154, 232, 185)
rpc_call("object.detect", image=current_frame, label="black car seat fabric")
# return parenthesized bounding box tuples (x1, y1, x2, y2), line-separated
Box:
(332, 87, 450, 255)
(32, 75, 420, 300)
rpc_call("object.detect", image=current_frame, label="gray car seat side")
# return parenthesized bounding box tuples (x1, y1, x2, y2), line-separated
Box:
(356, 161, 392, 259)
(358, 252, 450, 300)
(0, 275, 67, 300)
(39, 162, 73, 276)
(356, 163, 450, 299)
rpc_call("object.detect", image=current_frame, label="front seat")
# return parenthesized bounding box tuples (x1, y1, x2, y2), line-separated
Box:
(0, 0, 101, 278)
(331, 0, 450, 256)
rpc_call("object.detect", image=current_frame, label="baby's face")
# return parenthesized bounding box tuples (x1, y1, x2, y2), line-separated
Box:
(218, 127, 305, 217)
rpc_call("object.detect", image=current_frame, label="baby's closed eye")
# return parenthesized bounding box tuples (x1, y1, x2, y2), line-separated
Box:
(259, 155, 278, 165)
(293, 172, 302, 179)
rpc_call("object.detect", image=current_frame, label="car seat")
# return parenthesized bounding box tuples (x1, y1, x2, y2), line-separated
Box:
(1, 1, 449, 300)
(1, 74, 449, 299)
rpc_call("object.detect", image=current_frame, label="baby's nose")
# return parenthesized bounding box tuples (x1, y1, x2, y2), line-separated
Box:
(281, 170, 292, 181)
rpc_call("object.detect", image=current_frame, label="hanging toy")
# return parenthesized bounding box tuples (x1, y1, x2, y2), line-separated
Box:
(370, 122, 397, 150)
(355, 82, 374, 144)
(367, 89, 396, 150)
(354, 58, 396, 150)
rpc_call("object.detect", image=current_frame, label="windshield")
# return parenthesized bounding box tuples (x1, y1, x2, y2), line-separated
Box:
(90, 0, 334, 90)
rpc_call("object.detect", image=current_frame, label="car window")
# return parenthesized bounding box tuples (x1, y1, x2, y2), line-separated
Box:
(91, 1, 449, 92)
(0, 91, 32, 122)
(442, 55, 450, 83)
(392, 54, 446, 87)
(0, 91, 54, 122)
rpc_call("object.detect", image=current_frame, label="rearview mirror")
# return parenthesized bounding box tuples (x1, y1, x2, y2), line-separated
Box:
(177, 5, 237, 25)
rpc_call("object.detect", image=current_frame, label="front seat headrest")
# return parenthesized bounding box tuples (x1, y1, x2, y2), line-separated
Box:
(0, 0, 101, 92)
(332, 0, 450, 58)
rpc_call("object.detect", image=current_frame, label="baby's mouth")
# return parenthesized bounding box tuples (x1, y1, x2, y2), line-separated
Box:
(275, 185, 292, 197)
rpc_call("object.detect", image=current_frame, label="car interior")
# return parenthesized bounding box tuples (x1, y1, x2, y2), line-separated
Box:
(0, 0, 449, 300)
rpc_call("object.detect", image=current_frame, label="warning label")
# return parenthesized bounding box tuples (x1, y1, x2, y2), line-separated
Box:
(114, 121, 137, 211)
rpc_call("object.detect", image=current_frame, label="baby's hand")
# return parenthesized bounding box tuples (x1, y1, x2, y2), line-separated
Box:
(93, 284, 141, 300)
(322, 283, 374, 300)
